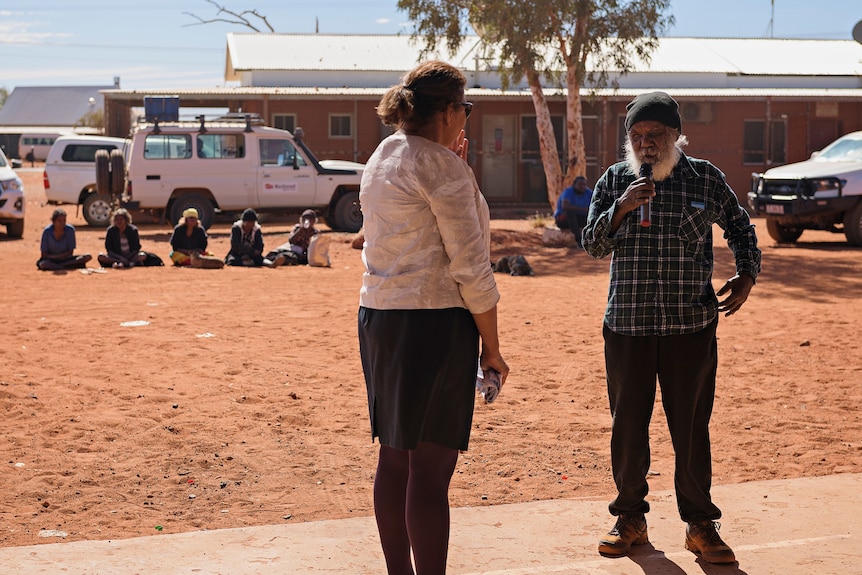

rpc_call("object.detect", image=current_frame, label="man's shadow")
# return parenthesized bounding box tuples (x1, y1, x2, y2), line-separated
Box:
(627, 543, 750, 575)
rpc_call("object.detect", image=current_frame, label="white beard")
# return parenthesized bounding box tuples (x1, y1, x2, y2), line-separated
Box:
(625, 136, 685, 181)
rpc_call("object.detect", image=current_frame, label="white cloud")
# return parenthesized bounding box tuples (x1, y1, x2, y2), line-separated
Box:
(0, 17, 72, 44)
(376, 18, 391, 25)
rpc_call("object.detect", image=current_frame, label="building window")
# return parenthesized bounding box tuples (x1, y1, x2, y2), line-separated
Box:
(743, 119, 786, 165)
(329, 114, 353, 138)
(273, 114, 296, 132)
(520, 115, 565, 203)
(520, 115, 565, 163)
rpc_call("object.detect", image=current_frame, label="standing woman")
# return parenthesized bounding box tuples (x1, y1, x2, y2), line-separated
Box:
(98, 208, 146, 268)
(36, 208, 92, 270)
(358, 60, 509, 575)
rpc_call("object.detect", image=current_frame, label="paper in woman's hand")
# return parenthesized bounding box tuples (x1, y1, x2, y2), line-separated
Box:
(475, 366, 502, 404)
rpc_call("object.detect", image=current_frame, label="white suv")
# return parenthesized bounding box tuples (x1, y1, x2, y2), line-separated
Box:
(123, 117, 365, 231)
(44, 135, 129, 226)
(0, 147, 25, 238)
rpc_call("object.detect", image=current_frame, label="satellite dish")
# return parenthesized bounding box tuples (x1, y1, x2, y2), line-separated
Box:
(853, 20, 862, 45)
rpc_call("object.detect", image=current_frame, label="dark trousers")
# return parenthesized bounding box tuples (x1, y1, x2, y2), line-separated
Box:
(603, 319, 721, 523)
(555, 211, 587, 246)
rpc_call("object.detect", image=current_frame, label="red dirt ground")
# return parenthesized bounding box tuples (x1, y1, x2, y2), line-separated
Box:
(1, 168, 860, 547)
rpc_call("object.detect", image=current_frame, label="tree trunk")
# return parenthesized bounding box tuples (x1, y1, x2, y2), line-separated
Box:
(565, 64, 586, 191)
(526, 69, 562, 210)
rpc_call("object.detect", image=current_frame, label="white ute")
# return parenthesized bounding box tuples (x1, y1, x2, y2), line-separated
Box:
(749, 130, 862, 245)
(44, 135, 129, 226)
(122, 116, 365, 232)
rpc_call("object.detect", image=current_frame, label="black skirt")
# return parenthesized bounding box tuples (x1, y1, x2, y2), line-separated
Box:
(358, 306, 479, 451)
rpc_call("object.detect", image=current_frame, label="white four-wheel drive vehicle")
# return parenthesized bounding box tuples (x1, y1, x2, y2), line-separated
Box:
(0, 146, 25, 238)
(43, 135, 129, 226)
(749, 130, 862, 245)
(119, 117, 365, 232)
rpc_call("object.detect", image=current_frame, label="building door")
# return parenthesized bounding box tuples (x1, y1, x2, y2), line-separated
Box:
(481, 115, 517, 200)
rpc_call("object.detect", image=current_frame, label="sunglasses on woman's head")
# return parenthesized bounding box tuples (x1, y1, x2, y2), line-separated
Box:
(457, 101, 473, 118)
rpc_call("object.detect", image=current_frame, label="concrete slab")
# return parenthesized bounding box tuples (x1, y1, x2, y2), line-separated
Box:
(1, 474, 859, 575)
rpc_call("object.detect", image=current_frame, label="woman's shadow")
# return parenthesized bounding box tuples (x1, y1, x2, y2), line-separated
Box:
(627, 542, 750, 575)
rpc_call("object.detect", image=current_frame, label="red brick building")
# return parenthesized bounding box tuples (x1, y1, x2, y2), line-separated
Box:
(103, 35, 862, 207)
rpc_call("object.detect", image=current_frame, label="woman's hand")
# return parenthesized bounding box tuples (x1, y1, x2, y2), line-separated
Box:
(480, 350, 510, 388)
(449, 129, 469, 161)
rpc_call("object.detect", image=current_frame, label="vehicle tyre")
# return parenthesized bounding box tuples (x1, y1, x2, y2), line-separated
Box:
(6, 220, 24, 238)
(330, 191, 363, 233)
(83, 193, 113, 227)
(95, 149, 111, 196)
(842, 201, 862, 246)
(765, 218, 803, 243)
(110, 149, 125, 197)
(170, 193, 216, 229)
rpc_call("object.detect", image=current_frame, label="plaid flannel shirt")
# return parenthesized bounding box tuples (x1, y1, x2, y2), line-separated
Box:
(583, 154, 761, 336)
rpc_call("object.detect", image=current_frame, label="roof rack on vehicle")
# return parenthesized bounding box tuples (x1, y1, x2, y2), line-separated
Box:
(135, 113, 266, 133)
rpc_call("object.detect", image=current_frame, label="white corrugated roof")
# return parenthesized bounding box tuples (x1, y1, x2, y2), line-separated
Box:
(225, 34, 862, 83)
(225, 33, 480, 78)
(639, 37, 862, 76)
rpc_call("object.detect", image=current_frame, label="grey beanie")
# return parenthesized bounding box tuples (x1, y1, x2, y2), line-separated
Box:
(625, 91, 681, 132)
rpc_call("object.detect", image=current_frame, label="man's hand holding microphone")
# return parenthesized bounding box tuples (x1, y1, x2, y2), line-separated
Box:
(608, 163, 655, 234)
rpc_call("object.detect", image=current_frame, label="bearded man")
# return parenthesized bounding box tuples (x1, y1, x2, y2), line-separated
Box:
(582, 92, 761, 564)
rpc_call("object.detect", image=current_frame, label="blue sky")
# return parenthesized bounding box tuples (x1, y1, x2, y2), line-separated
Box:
(1, 0, 860, 92)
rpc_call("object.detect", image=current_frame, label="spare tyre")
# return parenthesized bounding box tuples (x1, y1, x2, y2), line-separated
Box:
(110, 149, 125, 197)
(95, 149, 111, 196)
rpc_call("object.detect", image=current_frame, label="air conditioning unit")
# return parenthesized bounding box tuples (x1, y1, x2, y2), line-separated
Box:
(681, 102, 713, 124)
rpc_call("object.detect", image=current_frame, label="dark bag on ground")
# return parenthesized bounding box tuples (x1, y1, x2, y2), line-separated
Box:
(142, 252, 165, 267)
(265, 249, 302, 266)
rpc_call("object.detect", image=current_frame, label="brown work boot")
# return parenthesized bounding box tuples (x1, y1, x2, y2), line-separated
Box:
(685, 521, 736, 564)
(598, 514, 648, 557)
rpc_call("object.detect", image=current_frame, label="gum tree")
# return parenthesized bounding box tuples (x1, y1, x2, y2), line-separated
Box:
(397, 0, 673, 207)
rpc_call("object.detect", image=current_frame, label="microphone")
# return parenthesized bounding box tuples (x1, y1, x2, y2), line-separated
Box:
(639, 163, 653, 228)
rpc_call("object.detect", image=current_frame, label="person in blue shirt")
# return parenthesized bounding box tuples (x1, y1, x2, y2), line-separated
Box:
(553, 176, 593, 247)
(36, 208, 92, 271)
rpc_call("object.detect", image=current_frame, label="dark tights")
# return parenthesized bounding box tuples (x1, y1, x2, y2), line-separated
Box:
(374, 442, 459, 575)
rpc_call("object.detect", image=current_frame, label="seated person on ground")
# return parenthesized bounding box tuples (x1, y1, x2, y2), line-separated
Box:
(168, 207, 224, 268)
(224, 208, 284, 268)
(36, 208, 92, 271)
(553, 176, 593, 247)
(265, 209, 320, 265)
(98, 208, 146, 269)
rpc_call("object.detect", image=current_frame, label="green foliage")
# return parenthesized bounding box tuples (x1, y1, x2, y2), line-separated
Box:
(75, 109, 105, 130)
(0, 86, 8, 110)
(398, 0, 673, 89)
(397, 0, 673, 203)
